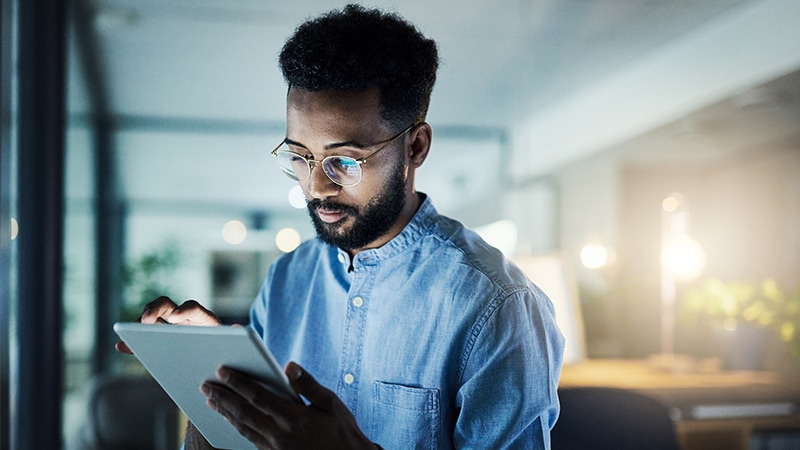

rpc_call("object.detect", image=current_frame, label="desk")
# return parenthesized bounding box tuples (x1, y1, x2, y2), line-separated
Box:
(560, 359, 800, 450)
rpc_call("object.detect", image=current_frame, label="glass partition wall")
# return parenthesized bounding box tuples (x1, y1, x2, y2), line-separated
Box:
(63, 41, 313, 450)
(1, 0, 15, 447)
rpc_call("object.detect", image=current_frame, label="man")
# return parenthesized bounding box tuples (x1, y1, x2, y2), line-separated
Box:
(123, 4, 564, 449)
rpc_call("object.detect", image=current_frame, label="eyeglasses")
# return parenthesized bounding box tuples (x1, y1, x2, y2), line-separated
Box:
(271, 125, 414, 187)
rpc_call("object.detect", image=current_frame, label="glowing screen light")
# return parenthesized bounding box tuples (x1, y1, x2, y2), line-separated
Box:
(580, 244, 609, 269)
(275, 227, 302, 253)
(221, 220, 247, 245)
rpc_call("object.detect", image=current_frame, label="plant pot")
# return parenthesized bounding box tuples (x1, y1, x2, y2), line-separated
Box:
(715, 324, 769, 371)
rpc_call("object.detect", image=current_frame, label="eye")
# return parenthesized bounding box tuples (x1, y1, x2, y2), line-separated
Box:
(330, 157, 358, 171)
(288, 153, 304, 161)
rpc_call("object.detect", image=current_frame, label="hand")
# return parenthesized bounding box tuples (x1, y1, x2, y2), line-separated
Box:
(201, 362, 377, 450)
(115, 296, 221, 354)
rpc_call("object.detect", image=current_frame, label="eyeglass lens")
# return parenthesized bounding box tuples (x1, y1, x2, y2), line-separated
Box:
(274, 149, 363, 187)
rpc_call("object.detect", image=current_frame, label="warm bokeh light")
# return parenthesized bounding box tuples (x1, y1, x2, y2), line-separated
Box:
(580, 244, 609, 269)
(662, 195, 680, 212)
(275, 227, 302, 253)
(288, 186, 306, 209)
(221, 220, 247, 245)
(662, 234, 706, 281)
(11, 217, 18, 240)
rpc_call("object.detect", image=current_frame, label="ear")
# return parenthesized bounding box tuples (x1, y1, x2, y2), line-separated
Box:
(407, 122, 432, 169)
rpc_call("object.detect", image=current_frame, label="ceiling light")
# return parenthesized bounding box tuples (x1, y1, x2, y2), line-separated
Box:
(288, 186, 306, 209)
(221, 220, 247, 245)
(580, 244, 609, 269)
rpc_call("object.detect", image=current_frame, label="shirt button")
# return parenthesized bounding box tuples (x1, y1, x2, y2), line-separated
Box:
(344, 373, 355, 385)
(337, 253, 345, 264)
(352, 296, 364, 308)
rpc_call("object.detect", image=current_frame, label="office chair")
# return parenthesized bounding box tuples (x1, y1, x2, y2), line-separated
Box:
(82, 373, 180, 450)
(552, 387, 680, 450)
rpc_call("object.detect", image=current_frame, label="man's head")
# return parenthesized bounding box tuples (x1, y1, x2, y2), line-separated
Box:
(276, 5, 438, 254)
(279, 4, 439, 129)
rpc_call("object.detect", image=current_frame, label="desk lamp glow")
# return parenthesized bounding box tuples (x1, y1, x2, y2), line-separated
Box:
(660, 193, 706, 357)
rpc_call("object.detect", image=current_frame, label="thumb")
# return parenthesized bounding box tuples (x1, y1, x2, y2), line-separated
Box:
(285, 362, 335, 411)
(115, 340, 133, 354)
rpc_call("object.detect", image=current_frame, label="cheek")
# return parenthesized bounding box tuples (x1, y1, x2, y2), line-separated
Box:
(298, 182, 312, 200)
(345, 182, 380, 205)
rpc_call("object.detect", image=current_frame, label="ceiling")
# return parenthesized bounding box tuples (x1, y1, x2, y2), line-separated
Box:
(617, 68, 800, 170)
(67, 0, 800, 215)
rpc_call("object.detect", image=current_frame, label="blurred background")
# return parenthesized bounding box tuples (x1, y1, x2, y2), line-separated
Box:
(2, 0, 799, 448)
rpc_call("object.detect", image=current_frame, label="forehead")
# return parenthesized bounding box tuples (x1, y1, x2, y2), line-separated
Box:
(286, 87, 391, 140)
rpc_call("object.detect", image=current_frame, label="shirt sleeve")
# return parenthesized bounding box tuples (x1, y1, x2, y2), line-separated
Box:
(248, 266, 274, 338)
(454, 286, 564, 449)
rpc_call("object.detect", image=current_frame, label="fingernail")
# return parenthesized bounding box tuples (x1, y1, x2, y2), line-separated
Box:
(287, 363, 302, 380)
(217, 368, 230, 383)
(200, 383, 210, 395)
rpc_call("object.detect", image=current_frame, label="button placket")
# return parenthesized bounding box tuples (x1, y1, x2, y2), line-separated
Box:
(336, 266, 373, 417)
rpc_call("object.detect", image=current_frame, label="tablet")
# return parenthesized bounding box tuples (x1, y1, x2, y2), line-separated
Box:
(113, 322, 302, 450)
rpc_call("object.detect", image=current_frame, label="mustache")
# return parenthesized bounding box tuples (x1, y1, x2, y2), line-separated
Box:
(306, 198, 358, 216)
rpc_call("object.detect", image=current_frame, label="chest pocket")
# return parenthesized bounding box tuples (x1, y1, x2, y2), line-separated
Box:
(371, 381, 441, 449)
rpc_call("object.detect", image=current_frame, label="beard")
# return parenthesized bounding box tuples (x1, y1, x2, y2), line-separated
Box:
(306, 162, 407, 251)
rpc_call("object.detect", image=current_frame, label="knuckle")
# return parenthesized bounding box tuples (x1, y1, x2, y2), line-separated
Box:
(143, 296, 173, 309)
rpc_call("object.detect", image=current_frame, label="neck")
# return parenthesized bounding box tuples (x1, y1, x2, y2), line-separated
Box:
(346, 191, 422, 258)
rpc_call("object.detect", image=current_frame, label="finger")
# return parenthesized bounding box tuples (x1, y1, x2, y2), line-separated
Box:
(285, 362, 335, 412)
(115, 340, 133, 354)
(166, 299, 220, 326)
(215, 368, 297, 417)
(139, 296, 178, 324)
(202, 380, 283, 445)
(222, 416, 276, 450)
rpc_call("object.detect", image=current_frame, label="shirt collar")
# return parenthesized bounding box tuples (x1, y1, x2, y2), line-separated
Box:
(348, 193, 436, 266)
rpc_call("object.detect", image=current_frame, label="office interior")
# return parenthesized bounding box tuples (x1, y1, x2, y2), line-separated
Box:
(2, 0, 799, 449)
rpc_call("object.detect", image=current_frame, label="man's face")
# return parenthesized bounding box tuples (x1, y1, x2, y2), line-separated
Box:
(285, 88, 412, 253)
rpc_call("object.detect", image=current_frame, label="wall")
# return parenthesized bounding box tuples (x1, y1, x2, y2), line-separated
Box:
(554, 141, 800, 359)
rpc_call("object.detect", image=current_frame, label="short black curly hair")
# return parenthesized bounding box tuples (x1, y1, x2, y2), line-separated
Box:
(279, 4, 439, 129)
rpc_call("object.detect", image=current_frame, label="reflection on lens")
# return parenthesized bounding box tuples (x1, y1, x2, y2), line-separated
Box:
(323, 157, 361, 186)
(275, 151, 307, 181)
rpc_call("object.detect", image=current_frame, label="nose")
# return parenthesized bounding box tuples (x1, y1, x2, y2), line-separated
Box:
(305, 161, 340, 199)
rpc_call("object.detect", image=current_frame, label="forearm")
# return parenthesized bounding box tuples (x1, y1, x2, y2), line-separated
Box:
(184, 422, 217, 450)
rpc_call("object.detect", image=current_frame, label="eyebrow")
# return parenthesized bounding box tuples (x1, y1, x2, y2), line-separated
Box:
(283, 138, 371, 152)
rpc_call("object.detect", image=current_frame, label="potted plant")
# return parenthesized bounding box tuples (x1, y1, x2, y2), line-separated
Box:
(679, 278, 800, 369)
(121, 241, 181, 322)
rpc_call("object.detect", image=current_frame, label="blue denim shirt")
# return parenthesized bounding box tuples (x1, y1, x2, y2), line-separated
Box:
(249, 196, 564, 449)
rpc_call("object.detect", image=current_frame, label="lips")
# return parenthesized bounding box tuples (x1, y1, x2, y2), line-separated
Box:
(316, 207, 348, 224)
(307, 199, 356, 224)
